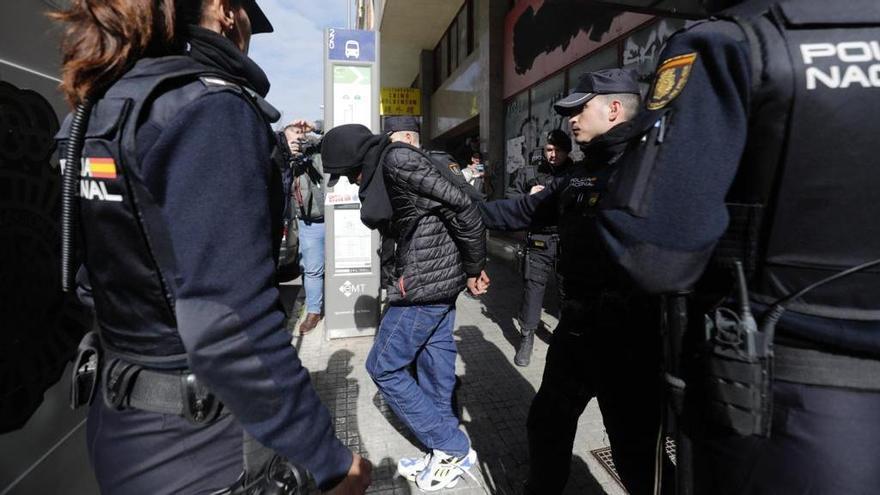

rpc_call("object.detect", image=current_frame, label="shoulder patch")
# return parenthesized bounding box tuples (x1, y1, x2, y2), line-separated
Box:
(448, 163, 462, 175)
(647, 53, 697, 110)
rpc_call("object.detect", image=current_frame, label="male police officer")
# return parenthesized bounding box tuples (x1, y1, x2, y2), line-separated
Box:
(596, 0, 880, 493)
(506, 129, 573, 366)
(481, 68, 673, 495)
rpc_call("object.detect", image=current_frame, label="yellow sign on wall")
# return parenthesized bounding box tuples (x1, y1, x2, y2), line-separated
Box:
(380, 87, 421, 116)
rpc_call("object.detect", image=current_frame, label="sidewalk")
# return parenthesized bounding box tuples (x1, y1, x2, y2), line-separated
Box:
(284, 254, 627, 495)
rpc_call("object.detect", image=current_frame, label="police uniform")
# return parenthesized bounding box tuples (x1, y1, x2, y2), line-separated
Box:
(57, 20, 353, 494)
(505, 130, 573, 366)
(479, 68, 675, 495)
(599, 0, 880, 493)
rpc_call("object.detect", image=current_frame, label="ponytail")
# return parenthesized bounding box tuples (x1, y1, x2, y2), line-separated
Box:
(51, 0, 202, 107)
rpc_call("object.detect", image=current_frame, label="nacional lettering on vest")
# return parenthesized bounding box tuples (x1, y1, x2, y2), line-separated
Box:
(60, 157, 123, 202)
(569, 176, 597, 188)
(800, 41, 880, 90)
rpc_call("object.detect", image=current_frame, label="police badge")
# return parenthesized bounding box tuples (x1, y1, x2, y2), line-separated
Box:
(647, 52, 697, 110)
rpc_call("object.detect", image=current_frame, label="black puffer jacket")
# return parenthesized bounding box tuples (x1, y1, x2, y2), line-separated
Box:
(383, 144, 486, 304)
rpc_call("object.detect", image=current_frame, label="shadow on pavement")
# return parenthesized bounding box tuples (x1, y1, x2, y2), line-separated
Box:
(477, 265, 557, 359)
(455, 325, 605, 494)
(311, 350, 411, 494)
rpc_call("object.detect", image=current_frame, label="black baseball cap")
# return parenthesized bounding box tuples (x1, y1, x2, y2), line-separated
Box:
(383, 116, 420, 134)
(554, 68, 640, 115)
(546, 129, 572, 152)
(243, 0, 273, 34)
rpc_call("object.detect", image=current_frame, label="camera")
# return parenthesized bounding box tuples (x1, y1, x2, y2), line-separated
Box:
(290, 136, 321, 172)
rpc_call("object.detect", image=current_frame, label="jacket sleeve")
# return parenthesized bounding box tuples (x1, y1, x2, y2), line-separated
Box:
(479, 177, 558, 231)
(598, 23, 751, 294)
(385, 147, 486, 276)
(138, 92, 351, 490)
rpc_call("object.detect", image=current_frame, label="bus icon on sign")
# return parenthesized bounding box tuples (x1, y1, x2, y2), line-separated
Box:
(344, 40, 360, 59)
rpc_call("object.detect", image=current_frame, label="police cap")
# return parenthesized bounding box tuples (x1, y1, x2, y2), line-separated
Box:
(554, 68, 640, 115)
(243, 0, 273, 34)
(383, 116, 420, 134)
(546, 129, 572, 152)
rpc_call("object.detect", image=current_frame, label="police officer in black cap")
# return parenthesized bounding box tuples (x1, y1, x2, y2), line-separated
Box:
(53, 0, 370, 493)
(481, 68, 674, 495)
(594, 0, 880, 493)
(505, 129, 574, 366)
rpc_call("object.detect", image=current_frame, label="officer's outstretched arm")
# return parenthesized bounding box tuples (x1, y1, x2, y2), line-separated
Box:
(478, 177, 559, 231)
(599, 23, 751, 294)
(145, 92, 353, 491)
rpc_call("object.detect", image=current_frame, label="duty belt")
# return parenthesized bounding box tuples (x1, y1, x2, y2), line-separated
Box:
(774, 344, 880, 391)
(71, 331, 225, 424)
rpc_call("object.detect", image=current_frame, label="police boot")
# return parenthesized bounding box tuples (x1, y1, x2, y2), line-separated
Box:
(515, 327, 535, 367)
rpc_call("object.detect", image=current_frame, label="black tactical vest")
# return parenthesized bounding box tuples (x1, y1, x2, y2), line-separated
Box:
(57, 57, 280, 368)
(556, 161, 618, 296)
(718, 0, 880, 321)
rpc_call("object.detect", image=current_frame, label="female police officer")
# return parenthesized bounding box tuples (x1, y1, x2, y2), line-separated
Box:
(52, 0, 369, 493)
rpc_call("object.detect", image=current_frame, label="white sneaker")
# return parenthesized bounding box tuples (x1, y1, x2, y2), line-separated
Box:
(415, 448, 477, 491)
(397, 452, 431, 482)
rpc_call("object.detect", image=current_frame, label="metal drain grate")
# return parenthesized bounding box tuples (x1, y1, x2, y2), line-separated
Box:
(590, 446, 624, 488)
(591, 438, 678, 491)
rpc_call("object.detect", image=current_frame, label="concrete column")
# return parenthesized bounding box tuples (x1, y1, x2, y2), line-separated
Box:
(418, 49, 435, 146)
(477, 0, 507, 199)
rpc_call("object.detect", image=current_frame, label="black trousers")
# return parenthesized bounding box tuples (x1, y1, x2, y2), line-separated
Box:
(519, 233, 562, 330)
(525, 295, 675, 495)
(692, 380, 880, 495)
(87, 399, 243, 494)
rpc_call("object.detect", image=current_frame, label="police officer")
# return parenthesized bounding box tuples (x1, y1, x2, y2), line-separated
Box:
(53, 0, 370, 493)
(481, 68, 674, 495)
(505, 129, 574, 366)
(596, 0, 880, 493)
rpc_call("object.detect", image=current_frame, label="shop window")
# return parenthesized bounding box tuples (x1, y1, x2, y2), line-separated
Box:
(459, 5, 470, 64)
(433, 0, 479, 89)
(529, 73, 566, 153)
(503, 90, 531, 195)
(440, 32, 450, 81)
(450, 19, 459, 74)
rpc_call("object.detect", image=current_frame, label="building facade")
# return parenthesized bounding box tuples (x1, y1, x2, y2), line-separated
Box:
(377, 0, 685, 198)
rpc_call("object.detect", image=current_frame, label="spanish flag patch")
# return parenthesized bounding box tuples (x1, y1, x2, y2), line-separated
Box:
(647, 53, 697, 110)
(85, 157, 117, 179)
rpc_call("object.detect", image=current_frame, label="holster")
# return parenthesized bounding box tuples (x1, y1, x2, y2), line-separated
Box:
(70, 330, 101, 409)
(699, 307, 773, 437)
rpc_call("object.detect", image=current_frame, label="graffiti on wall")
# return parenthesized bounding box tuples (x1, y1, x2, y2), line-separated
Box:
(622, 18, 687, 85)
(511, 2, 616, 75)
(503, 0, 652, 98)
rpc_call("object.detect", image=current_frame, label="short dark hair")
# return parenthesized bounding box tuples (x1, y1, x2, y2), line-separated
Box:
(546, 129, 572, 152)
(594, 93, 642, 120)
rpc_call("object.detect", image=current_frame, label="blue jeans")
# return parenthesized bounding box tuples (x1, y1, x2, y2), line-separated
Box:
(366, 304, 469, 456)
(297, 219, 325, 314)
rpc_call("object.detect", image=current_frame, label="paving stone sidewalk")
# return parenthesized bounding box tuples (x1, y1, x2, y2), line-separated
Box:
(283, 257, 626, 495)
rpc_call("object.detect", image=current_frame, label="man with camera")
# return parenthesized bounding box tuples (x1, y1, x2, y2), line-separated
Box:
(283, 120, 326, 335)
(503, 130, 573, 366)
